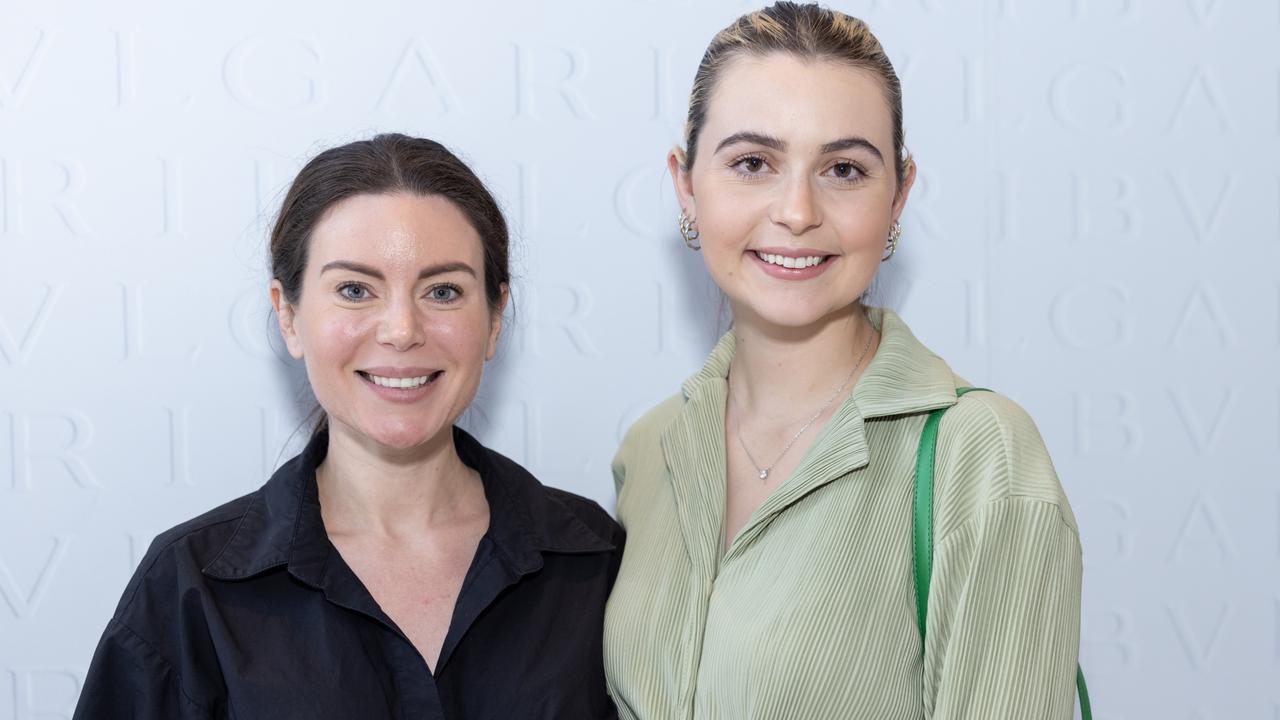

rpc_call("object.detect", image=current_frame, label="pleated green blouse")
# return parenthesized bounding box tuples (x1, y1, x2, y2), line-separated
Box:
(603, 307, 1082, 720)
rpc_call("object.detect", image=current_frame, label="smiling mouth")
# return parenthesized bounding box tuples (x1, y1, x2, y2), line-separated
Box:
(356, 371, 443, 389)
(752, 250, 832, 269)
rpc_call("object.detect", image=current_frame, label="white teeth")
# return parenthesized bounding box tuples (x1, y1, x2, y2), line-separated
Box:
(756, 251, 825, 269)
(365, 373, 433, 389)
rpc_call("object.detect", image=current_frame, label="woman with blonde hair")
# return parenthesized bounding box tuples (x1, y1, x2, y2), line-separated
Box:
(604, 4, 1086, 718)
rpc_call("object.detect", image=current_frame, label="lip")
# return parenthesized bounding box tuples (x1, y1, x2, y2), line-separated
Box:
(356, 367, 443, 404)
(358, 363, 437, 376)
(748, 248, 837, 280)
(752, 246, 833, 257)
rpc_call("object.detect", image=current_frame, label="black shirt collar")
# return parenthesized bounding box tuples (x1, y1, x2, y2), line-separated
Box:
(202, 426, 614, 583)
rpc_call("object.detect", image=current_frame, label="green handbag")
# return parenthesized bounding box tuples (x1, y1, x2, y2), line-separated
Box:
(913, 387, 1092, 719)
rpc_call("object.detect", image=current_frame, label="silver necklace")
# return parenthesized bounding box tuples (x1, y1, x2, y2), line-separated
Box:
(732, 329, 875, 481)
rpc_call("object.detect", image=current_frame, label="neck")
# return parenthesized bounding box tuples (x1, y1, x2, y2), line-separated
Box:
(728, 303, 879, 423)
(316, 423, 486, 538)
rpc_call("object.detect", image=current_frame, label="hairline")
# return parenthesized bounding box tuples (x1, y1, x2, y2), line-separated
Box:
(685, 49, 901, 176)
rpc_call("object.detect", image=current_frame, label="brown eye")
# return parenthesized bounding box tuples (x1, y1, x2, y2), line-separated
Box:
(732, 155, 768, 175)
(833, 163, 854, 178)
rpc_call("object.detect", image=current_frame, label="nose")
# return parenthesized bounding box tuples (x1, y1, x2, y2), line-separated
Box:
(770, 174, 822, 235)
(375, 296, 426, 351)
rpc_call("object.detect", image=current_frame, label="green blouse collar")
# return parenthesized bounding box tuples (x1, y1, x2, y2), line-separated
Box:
(680, 306, 961, 419)
(662, 307, 961, 568)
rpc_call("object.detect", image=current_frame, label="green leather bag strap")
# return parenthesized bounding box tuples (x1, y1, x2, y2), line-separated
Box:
(913, 387, 1092, 720)
(912, 388, 983, 639)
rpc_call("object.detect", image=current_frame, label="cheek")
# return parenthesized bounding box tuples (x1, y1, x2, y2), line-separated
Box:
(693, 193, 758, 278)
(426, 312, 493, 360)
(696, 188, 758, 240)
(841, 216, 889, 251)
(309, 314, 369, 364)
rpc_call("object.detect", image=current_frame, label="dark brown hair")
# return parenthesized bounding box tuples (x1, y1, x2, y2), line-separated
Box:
(682, 2, 908, 187)
(270, 133, 509, 312)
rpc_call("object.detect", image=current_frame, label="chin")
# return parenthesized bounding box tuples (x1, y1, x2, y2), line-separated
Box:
(360, 416, 448, 452)
(741, 296, 846, 331)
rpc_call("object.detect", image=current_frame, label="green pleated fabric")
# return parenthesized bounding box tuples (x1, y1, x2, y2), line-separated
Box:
(604, 307, 1083, 720)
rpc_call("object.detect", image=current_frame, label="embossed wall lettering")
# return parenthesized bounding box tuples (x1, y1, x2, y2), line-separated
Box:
(522, 285, 601, 357)
(1166, 603, 1229, 670)
(0, 285, 60, 365)
(1049, 63, 1129, 132)
(512, 44, 596, 120)
(1169, 496, 1234, 561)
(376, 39, 459, 115)
(1073, 392, 1142, 455)
(157, 157, 185, 238)
(1083, 610, 1134, 670)
(114, 30, 135, 108)
(1169, 173, 1232, 243)
(1051, 283, 1130, 349)
(0, 537, 70, 619)
(223, 35, 324, 112)
(1167, 68, 1233, 133)
(8, 668, 81, 720)
(1168, 388, 1232, 454)
(1071, 174, 1137, 243)
(1169, 283, 1234, 349)
(0, 28, 50, 109)
(7, 413, 98, 491)
(2, 159, 94, 237)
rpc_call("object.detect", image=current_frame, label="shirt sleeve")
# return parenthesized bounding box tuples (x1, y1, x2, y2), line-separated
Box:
(924, 498, 1082, 719)
(73, 619, 212, 720)
(924, 392, 1083, 719)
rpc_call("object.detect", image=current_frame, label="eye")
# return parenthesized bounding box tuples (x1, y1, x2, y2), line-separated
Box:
(428, 284, 461, 303)
(827, 161, 866, 183)
(338, 282, 372, 301)
(730, 154, 771, 176)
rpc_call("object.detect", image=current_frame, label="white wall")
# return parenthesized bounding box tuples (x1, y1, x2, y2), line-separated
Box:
(1, 1, 1276, 717)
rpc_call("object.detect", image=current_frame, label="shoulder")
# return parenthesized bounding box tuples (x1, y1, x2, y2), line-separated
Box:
(933, 389, 1077, 537)
(611, 392, 684, 498)
(117, 492, 256, 617)
(471, 438, 622, 550)
(542, 485, 624, 546)
(615, 392, 684, 461)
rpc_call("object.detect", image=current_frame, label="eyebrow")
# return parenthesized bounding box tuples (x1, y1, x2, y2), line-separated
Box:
(714, 131, 885, 165)
(319, 260, 476, 280)
(714, 131, 786, 154)
(818, 137, 884, 164)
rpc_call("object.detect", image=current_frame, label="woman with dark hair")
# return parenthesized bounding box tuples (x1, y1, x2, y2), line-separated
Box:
(74, 134, 622, 719)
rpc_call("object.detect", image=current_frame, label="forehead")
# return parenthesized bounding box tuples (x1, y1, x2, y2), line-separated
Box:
(307, 192, 482, 269)
(703, 53, 894, 153)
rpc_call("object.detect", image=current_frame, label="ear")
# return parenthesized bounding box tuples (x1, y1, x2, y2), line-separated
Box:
(890, 155, 917, 223)
(485, 283, 509, 362)
(668, 147, 696, 220)
(270, 280, 305, 360)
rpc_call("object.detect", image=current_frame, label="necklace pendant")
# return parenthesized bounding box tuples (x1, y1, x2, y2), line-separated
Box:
(759, 469, 769, 480)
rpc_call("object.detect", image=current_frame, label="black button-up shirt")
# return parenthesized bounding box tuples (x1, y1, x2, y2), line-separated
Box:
(74, 428, 623, 719)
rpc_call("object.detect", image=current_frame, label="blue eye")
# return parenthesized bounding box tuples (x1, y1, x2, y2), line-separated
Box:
(430, 285, 461, 302)
(338, 283, 370, 301)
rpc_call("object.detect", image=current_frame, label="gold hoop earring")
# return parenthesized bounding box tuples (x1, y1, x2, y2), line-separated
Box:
(882, 221, 902, 262)
(678, 210, 701, 250)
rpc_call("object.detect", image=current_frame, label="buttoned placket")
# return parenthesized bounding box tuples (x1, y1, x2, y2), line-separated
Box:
(204, 430, 555, 719)
(658, 318, 950, 718)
